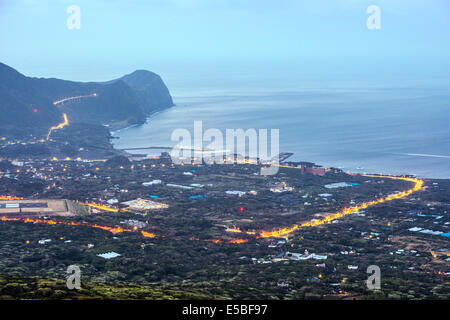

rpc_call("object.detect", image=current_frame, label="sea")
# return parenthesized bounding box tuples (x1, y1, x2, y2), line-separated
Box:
(112, 73, 450, 179)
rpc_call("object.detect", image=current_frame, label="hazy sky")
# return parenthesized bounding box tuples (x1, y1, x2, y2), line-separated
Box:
(0, 0, 449, 83)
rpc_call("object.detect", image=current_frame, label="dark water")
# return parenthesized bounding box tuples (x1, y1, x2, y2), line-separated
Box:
(113, 81, 450, 179)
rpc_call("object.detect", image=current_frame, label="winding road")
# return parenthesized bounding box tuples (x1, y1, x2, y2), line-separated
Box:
(46, 94, 98, 140)
(52, 93, 98, 106)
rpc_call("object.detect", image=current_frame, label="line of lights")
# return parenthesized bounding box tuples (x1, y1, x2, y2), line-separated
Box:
(255, 174, 424, 238)
(46, 113, 69, 140)
(0, 164, 424, 243)
(77, 201, 120, 213)
(0, 196, 24, 200)
(0, 216, 157, 238)
(218, 174, 423, 241)
(45, 94, 98, 141)
(53, 93, 98, 106)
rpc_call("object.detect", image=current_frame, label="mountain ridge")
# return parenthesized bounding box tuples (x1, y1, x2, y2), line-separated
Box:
(0, 62, 174, 130)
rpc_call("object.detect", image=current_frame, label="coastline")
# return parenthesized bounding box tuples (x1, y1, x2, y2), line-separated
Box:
(110, 105, 175, 136)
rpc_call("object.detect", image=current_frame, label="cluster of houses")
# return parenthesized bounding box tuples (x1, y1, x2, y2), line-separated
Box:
(270, 182, 294, 193)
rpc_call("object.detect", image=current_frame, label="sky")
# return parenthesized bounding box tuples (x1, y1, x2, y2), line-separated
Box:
(0, 0, 449, 85)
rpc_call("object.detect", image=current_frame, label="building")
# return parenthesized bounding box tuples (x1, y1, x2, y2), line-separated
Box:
(97, 252, 121, 259)
(142, 180, 162, 186)
(225, 190, 246, 196)
(121, 198, 169, 210)
(300, 165, 326, 176)
(0, 199, 74, 217)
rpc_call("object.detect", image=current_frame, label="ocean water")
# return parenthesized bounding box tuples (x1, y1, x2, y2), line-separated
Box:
(112, 79, 450, 179)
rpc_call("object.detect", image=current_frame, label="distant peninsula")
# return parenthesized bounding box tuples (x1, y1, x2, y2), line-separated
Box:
(0, 62, 173, 130)
(0, 62, 174, 159)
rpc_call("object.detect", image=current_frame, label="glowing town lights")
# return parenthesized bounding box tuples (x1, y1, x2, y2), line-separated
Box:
(259, 225, 299, 238)
(0, 174, 424, 245)
(226, 227, 243, 233)
(226, 239, 249, 244)
(256, 175, 424, 239)
(77, 201, 120, 212)
(0, 196, 24, 200)
(0, 216, 132, 236)
(141, 230, 157, 238)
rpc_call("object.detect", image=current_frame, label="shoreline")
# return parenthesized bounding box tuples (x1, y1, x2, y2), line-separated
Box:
(109, 111, 448, 179)
(109, 136, 442, 179)
(110, 105, 175, 136)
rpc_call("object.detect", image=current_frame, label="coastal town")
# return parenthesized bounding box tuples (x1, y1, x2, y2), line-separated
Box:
(0, 1, 448, 314)
(0, 82, 447, 300)
(0, 150, 448, 299)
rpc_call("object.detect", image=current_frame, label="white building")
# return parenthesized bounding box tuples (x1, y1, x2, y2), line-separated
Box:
(142, 180, 162, 186)
(226, 190, 246, 196)
(97, 252, 121, 259)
